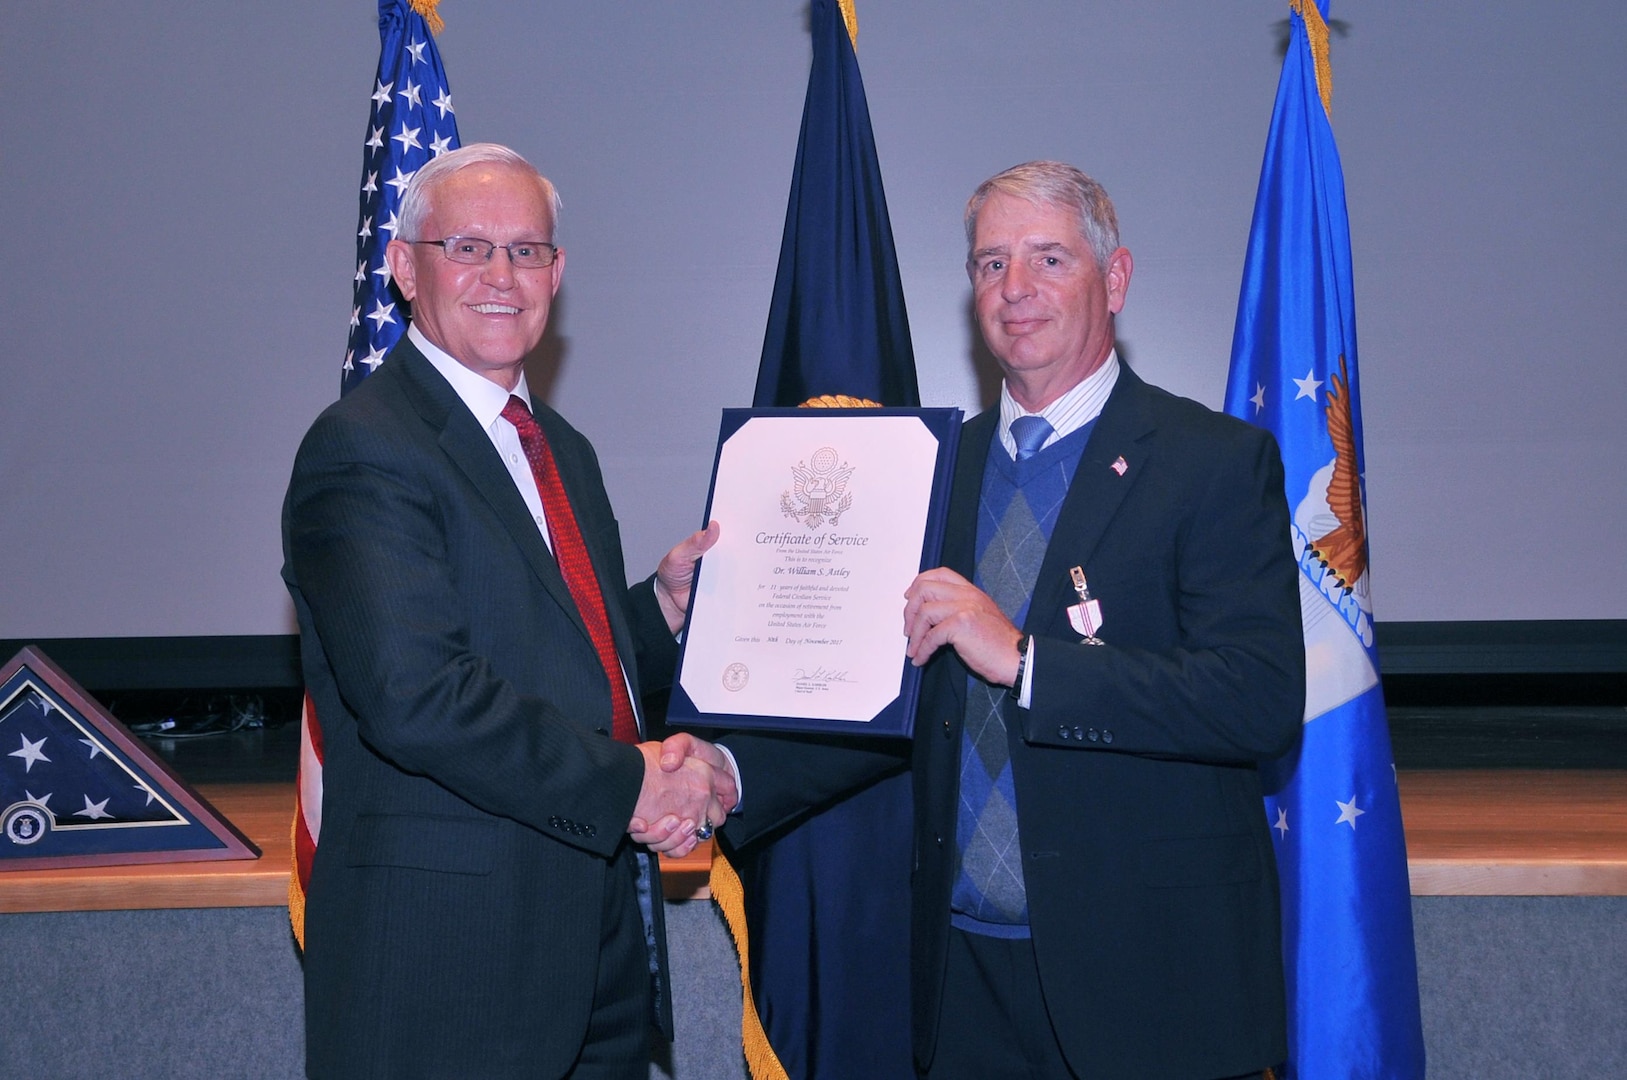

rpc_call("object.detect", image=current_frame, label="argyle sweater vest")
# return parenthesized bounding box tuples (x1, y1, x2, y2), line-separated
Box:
(951, 421, 1092, 937)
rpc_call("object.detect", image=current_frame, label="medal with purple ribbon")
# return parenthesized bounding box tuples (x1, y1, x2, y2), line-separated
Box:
(1066, 566, 1104, 645)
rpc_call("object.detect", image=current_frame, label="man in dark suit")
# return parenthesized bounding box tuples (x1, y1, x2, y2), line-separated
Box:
(683, 161, 1305, 1079)
(282, 143, 731, 1080)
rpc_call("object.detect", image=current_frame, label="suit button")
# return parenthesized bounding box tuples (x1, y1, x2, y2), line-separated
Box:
(586, 825, 597, 837)
(1058, 726, 1071, 740)
(1101, 729, 1114, 744)
(943, 718, 951, 737)
(1087, 728, 1098, 742)
(934, 834, 943, 848)
(1073, 726, 1084, 740)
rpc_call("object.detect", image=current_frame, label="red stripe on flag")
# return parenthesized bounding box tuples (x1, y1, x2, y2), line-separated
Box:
(290, 691, 325, 948)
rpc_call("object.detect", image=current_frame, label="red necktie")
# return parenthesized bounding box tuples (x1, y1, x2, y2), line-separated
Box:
(501, 396, 639, 745)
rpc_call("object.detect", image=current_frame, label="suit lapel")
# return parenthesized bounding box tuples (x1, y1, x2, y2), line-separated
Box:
(1026, 365, 1157, 634)
(944, 408, 998, 578)
(391, 341, 590, 642)
(927, 408, 1000, 730)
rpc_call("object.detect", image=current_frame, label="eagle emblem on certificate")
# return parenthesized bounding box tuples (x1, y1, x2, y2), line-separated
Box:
(781, 446, 855, 528)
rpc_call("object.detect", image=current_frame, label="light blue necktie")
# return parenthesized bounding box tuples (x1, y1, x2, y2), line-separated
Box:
(1010, 415, 1054, 461)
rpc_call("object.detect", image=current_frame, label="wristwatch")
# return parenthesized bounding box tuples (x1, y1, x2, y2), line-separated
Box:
(1010, 634, 1031, 699)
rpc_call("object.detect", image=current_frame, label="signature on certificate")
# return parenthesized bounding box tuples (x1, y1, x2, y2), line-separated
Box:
(793, 666, 854, 686)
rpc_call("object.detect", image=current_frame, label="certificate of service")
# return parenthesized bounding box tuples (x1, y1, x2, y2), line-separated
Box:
(670, 408, 961, 738)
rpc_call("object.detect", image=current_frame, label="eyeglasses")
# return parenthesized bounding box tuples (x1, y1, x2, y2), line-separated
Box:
(411, 236, 559, 269)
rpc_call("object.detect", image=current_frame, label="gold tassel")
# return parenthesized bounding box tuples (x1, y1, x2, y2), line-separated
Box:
(1289, 0, 1333, 117)
(409, 0, 446, 37)
(836, 0, 858, 49)
(711, 843, 792, 1080)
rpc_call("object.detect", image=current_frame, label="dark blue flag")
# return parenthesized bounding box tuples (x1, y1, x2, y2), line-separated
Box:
(752, 1, 917, 411)
(724, 2, 916, 1077)
(1223, 2, 1426, 1076)
(341, 0, 462, 395)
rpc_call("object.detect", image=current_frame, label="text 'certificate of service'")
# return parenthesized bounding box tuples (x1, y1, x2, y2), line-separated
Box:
(669, 408, 961, 738)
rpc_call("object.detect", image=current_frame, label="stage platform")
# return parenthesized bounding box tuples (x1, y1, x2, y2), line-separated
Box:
(3, 770, 1622, 913)
(5, 767, 1624, 1079)
(0, 781, 714, 913)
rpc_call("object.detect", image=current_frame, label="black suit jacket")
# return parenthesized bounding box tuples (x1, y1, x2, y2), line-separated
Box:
(725, 366, 1305, 1079)
(282, 338, 680, 1079)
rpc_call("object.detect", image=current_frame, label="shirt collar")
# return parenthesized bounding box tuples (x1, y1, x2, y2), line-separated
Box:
(409, 324, 532, 431)
(998, 350, 1120, 458)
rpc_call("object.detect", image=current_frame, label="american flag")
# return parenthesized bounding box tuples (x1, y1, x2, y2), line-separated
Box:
(0, 651, 255, 867)
(2, 683, 187, 854)
(294, 0, 461, 945)
(340, 0, 462, 394)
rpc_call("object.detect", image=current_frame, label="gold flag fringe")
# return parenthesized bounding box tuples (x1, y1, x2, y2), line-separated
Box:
(1290, 0, 1333, 117)
(289, 815, 307, 950)
(711, 843, 792, 1080)
(799, 393, 882, 408)
(410, 0, 446, 37)
(837, 0, 858, 48)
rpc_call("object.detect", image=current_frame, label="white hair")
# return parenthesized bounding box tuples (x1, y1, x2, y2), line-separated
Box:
(395, 143, 561, 242)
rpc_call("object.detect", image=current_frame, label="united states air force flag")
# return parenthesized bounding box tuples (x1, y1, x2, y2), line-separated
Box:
(1223, 2, 1426, 1076)
(296, 0, 461, 946)
(342, 0, 462, 394)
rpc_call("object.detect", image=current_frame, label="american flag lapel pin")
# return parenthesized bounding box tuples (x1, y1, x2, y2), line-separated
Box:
(1111, 455, 1128, 476)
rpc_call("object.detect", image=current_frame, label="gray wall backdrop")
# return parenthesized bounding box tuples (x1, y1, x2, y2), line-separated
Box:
(3, 1, 1623, 638)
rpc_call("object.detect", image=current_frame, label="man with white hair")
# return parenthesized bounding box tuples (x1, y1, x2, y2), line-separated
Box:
(699, 161, 1305, 1079)
(284, 143, 729, 1080)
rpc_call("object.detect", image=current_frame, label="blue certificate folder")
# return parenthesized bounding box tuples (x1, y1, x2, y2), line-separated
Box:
(667, 407, 961, 739)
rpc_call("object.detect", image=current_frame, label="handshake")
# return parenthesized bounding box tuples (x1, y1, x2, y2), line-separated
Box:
(627, 733, 737, 857)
